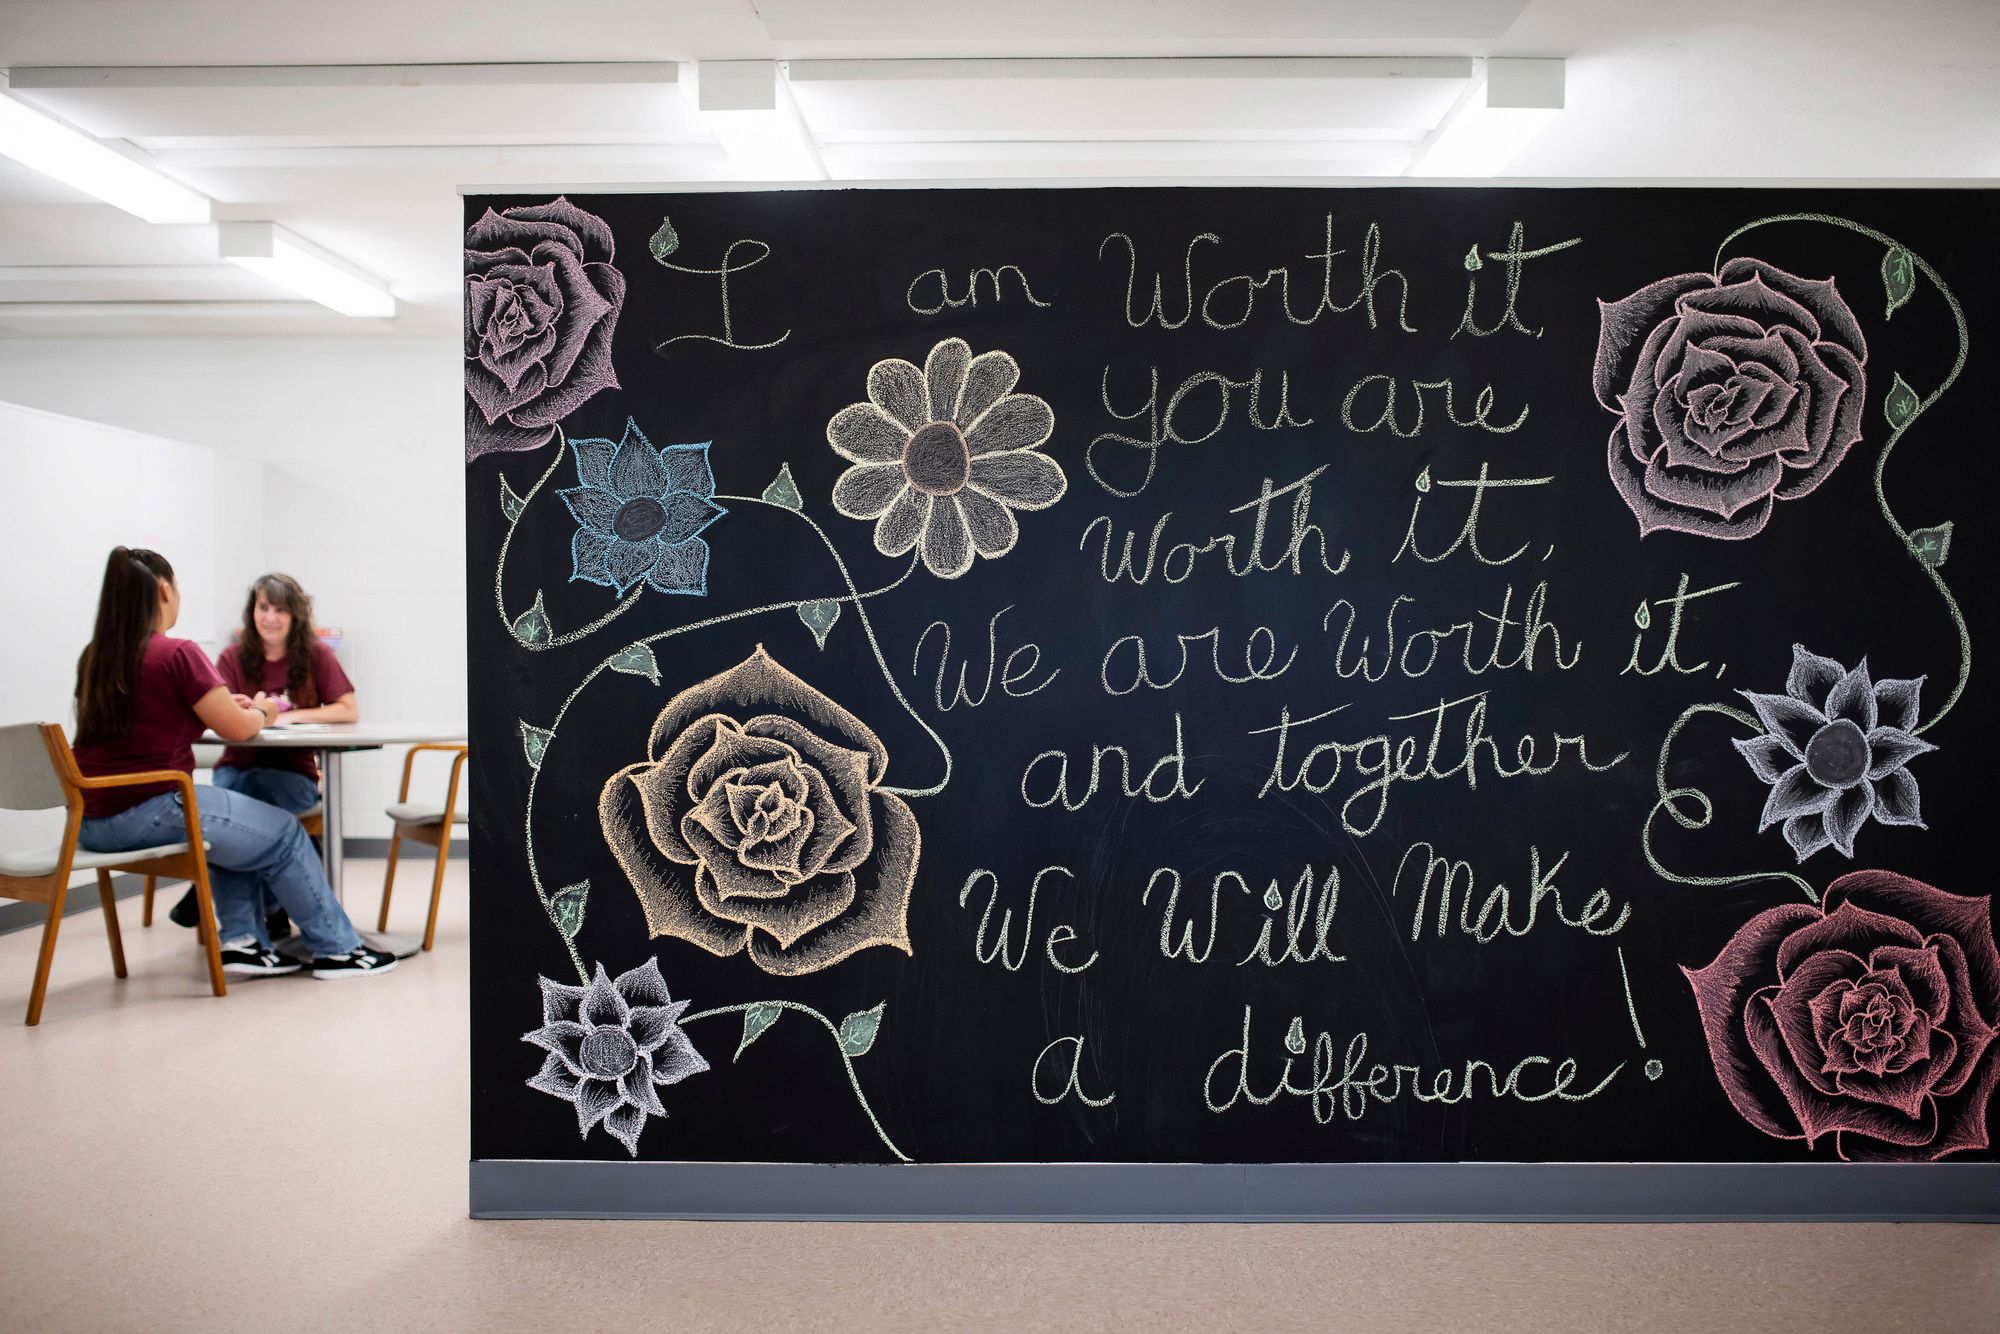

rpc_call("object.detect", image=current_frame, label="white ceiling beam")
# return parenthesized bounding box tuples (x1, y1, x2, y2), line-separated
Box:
(7, 63, 679, 90)
(785, 57, 1472, 82)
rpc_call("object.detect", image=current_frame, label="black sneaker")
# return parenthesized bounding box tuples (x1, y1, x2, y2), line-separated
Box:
(266, 907, 292, 940)
(218, 940, 303, 977)
(168, 887, 200, 928)
(311, 945, 398, 980)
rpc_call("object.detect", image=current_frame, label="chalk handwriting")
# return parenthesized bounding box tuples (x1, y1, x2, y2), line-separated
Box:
(654, 238, 791, 353)
(1033, 1035, 1116, 1107)
(913, 605, 1061, 712)
(907, 263, 1052, 315)
(1391, 840, 1631, 945)
(1623, 573, 1743, 677)
(1453, 222, 1582, 339)
(1394, 464, 1553, 566)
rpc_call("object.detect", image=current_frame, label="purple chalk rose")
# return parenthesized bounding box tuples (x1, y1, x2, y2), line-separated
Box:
(1594, 257, 1868, 539)
(465, 197, 625, 462)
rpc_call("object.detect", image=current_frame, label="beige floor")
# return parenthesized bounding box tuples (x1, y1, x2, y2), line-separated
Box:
(2, 860, 1995, 1334)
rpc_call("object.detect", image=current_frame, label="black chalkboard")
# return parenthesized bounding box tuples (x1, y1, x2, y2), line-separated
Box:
(464, 187, 1996, 1187)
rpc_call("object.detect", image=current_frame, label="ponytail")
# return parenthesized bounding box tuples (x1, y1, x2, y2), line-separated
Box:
(75, 547, 174, 745)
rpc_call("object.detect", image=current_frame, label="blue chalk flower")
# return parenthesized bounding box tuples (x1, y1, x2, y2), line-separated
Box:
(561, 419, 724, 596)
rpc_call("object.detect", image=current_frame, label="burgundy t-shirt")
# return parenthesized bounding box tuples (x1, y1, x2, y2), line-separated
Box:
(215, 641, 354, 782)
(72, 635, 225, 818)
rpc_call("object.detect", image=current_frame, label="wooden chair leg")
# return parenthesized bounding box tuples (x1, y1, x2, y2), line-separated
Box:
(378, 831, 403, 932)
(142, 874, 156, 927)
(423, 826, 453, 952)
(25, 879, 70, 1026)
(96, 869, 128, 979)
(190, 862, 226, 998)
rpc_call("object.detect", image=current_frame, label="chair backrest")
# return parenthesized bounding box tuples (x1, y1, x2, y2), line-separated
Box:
(0, 723, 66, 812)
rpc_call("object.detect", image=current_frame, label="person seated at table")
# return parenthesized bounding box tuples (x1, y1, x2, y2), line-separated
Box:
(167, 571, 358, 936)
(71, 547, 395, 980)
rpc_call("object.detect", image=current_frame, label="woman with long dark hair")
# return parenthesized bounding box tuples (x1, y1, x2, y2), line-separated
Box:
(72, 547, 394, 980)
(211, 572, 357, 813)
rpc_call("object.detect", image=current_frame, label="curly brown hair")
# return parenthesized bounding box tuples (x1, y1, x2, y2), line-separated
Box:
(234, 573, 320, 708)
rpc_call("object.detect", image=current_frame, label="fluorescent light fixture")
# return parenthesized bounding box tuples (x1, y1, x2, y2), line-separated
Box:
(1407, 58, 1563, 177)
(0, 84, 211, 223)
(689, 61, 827, 181)
(216, 221, 396, 318)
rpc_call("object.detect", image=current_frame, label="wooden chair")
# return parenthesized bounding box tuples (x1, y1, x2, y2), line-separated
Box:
(0, 722, 226, 1025)
(378, 744, 468, 952)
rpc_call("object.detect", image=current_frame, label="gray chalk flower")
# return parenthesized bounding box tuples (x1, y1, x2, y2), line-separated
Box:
(522, 957, 709, 1155)
(827, 337, 1065, 579)
(1735, 646, 1935, 861)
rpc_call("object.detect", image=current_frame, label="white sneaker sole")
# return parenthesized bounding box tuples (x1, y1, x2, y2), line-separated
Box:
(311, 958, 399, 981)
(222, 963, 302, 977)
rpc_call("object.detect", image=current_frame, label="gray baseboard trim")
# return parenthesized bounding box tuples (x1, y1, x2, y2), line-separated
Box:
(0, 871, 152, 935)
(468, 1161, 2000, 1222)
(346, 837, 467, 860)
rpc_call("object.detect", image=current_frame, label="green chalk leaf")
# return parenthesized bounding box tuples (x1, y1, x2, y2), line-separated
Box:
(1634, 601, 1652, 630)
(1263, 882, 1285, 912)
(1884, 373, 1920, 429)
(500, 474, 526, 524)
(798, 599, 841, 649)
(1463, 245, 1484, 272)
(607, 641, 661, 686)
(836, 1002, 885, 1058)
(735, 1002, 781, 1061)
(649, 216, 680, 263)
(1882, 246, 1916, 320)
(547, 882, 588, 940)
(762, 462, 804, 511)
(1285, 1016, 1307, 1056)
(1909, 522, 1953, 569)
(512, 591, 552, 647)
(520, 721, 553, 770)
(1414, 465, 1432, 494)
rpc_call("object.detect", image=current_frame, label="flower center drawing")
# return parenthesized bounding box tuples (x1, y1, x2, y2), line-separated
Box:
(613, 496, 669, 542)
(1803, 718, 1870, 788)
(579, 1025, 639, 1078)
(902, 421, 971, 495)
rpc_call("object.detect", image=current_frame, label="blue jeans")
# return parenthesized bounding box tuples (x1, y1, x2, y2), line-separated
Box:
(80, 785, 360, 956)
(213, 765, 320, 814)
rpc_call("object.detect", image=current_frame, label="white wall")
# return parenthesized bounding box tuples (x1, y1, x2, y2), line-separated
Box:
(0, 399, 266, 869)
(0, 336, 465, 839)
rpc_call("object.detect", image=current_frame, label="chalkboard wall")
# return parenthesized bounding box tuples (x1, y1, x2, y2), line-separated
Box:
(466, 187, 1995, 1174)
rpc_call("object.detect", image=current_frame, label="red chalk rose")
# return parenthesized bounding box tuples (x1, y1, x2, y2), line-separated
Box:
(1684, 871, 1998, 1160)
(1595, 258, 1868, 539)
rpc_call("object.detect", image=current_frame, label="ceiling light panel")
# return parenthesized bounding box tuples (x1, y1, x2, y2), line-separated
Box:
(217, 219, 395, 317)
(0, 85, 210, 223)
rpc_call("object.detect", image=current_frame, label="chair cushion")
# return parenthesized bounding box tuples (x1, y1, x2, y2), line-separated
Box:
(0, 840, 208, 878)
(386, 802, 468, 826)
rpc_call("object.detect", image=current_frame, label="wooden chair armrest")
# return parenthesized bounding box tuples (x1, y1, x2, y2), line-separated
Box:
(398, 743, 468, 802)
(72, 769, 199, 794)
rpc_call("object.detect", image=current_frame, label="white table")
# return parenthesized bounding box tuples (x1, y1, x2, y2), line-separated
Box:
(202, 722, 466, 956)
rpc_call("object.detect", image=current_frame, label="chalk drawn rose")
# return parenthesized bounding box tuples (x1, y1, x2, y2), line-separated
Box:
(600, 647, 919, 976)
(1595, 257, 1867, 539)
(1734, 646, 1934, 861)
(828, 336, 1065, 578)
(522, 957, 709, 1155)
(1684, 870, 1999, 1161)
(465, 196, 625, 462)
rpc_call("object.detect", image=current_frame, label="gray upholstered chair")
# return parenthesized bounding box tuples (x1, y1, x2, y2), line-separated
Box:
(0, 722, 227, 1024)
(377, 743, 468, 952)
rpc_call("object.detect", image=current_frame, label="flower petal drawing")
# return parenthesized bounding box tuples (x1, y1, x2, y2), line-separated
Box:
(1736, 646, 1936, 862)
(560, 419, 723, 597)
(825, 338, 1064, 578)
(601, 647, 920, 976)
(522, 958, 708, 1156)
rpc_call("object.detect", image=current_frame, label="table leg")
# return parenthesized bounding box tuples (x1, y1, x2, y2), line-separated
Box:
(322, 748, 345, 902)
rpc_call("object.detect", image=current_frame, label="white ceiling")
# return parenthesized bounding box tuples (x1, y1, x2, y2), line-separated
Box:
(0, 0, 1994, 337)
